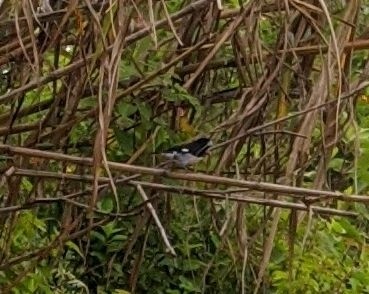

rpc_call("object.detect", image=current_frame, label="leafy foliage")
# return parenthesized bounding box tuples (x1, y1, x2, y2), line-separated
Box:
(1, 0, 369, 293)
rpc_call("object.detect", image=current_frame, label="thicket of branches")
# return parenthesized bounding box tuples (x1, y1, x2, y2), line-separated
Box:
(1, 0, 369, 292)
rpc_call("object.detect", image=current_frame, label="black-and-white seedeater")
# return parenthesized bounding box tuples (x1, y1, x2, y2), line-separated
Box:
(158, 137, 213, 168)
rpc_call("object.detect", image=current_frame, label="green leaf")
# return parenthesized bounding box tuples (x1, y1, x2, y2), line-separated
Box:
(328, 158, 344, 171)
(338, 219, 362, 240)
(272, 270, 288, 282)
(110, 234, 127, 242)
(107, 241, 123, 253)
(137, 102, 152, 122)
(90, 251, 105, 262)
(352, 270, 369, 283)
(162, 85, 201, 110)
(210, 232, 220, 248)
(178, 276, 201, 292)
(21, 178, 33, 193)
(115, 130, 134, 156)
(66, 241, 84, 259)
(117, 101, 137, 118)
(330, 219, 346, 234)
(155, 127, 170, 148)
(119, 60, 138, 79)
(91, 231, 106, 243)
(102, 222, 116, 237)
(98, 197, 114, 213)
(181, 259, 203, 271)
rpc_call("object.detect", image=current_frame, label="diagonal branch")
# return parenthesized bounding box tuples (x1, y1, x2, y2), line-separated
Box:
(136, 184, 176, 256)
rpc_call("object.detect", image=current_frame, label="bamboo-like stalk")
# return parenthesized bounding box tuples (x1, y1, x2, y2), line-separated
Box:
(4, 168, 360, 217)
(2, 146, 368, 203)
(0, 0, 367, 290)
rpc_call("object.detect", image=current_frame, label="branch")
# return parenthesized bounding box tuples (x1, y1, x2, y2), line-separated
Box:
(7, 168, 361, 218)
(1, 144, 368, 202)
(136, 184, 176, 256)
(175, 39, 369, 75)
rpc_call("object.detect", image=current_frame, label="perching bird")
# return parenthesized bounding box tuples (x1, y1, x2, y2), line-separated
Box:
(159, 137, 213, 168)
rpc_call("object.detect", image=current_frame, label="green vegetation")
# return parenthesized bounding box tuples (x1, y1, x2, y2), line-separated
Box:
(1, 0, 369, 293)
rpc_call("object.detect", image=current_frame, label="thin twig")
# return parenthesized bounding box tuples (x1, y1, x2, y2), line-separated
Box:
(135, 184, 176, 256)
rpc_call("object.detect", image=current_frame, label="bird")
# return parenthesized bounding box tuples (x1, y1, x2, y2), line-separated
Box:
(159, 137, 213, 168)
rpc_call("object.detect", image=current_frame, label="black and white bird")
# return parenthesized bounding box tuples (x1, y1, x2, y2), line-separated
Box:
(159, 137, 213, 168)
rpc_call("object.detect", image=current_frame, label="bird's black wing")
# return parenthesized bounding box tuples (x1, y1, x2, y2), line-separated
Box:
(164, 138, 211, 156)
(180, 138, 211, 157)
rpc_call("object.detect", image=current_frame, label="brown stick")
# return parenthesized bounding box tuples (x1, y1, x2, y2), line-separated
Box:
(176, 39, 369, 75)
(2, 145, 368, 202)
(136, 184, 176, 256)
(7, 168, 360, 217)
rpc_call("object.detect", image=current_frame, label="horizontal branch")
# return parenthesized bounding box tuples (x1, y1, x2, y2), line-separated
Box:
(5, 168, 358, 218)
(0, 58, 87, 104)
(176, 39, 369, 75)
(0, 196, 141, 217)
(0, 76, 139, 126)
(2, 165, 363, 217)
(1, 145, 368, 202)
(0, 1, 280, 31)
